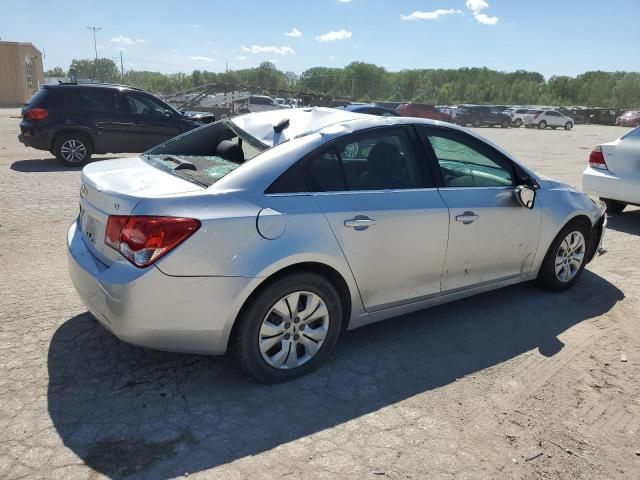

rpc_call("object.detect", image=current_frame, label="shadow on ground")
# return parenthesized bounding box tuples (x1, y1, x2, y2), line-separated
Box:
(606, 209, 640, 236)
(48, 270, 623, 479)
(11, 157, 121, 172)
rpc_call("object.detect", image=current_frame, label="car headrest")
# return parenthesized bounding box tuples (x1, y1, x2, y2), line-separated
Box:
(215, 140, 244, 164)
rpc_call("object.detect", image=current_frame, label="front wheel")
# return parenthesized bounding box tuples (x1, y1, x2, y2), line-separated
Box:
(53, 134, 92, 167)
(501, 120, 510, 128)
(564, 121, 573, 130)
(538, 120, 547, 129)
(514, 118, 522, 127)
(537, 221, 590, 292)
(472, 119, 481, 128)
(234, 272, 343, 383)
(602, 198, 626, 214)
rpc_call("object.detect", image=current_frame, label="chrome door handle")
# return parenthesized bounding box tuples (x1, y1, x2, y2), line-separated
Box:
(455, 211, 479, 225)
(344, 216, 376, 230)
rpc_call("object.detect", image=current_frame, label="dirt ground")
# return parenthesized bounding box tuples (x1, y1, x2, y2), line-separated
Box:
(0, 108, 639, 480)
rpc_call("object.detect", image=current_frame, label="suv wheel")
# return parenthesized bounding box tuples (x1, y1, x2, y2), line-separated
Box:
(472, 119, 481, 128)
(501, 119, 510, 128)
(514, 118, 522, 127)
(234, 272, 343, 383)
(54, 134, 92, 167)
(538, 120, 547, 129)
(564, 121, 573, 130)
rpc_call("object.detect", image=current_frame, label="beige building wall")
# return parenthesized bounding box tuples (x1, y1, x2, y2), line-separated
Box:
(0, 41, 44, 107)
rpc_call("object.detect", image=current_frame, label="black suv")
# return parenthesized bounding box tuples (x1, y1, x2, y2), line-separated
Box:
(455, 105, 511, 128)
(19, 83, 211, 166)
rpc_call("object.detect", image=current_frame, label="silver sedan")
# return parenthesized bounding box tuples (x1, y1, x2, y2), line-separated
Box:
(67, 108, 606, 382)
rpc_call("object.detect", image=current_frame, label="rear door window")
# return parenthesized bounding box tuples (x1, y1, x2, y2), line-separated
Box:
(64, 88, 117, 112)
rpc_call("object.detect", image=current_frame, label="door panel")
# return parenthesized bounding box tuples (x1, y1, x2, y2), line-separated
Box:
(438, 187, 541, 291)
(314, 191, 450, 310)
(122, 93, 181, 151)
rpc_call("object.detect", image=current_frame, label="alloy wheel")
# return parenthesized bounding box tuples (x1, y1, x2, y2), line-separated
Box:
(60, 139, 87, 163)
(259, 291, 330, 369)
(555, 231, 586, 282)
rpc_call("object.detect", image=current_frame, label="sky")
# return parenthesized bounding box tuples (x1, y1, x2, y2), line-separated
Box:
(1, 0, 638, 78)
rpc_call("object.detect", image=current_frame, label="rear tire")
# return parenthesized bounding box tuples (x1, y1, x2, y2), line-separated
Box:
(53, 133, 92, 167)
(602, 198, 626, 214)
(233, 272, 343, 383)
(472, 119, 481, 128)
(564, 121, 573, 130)
(537, 220, 590, 292)
(538, 120, 547, 130)
(502, 120, 510, 128)
(514, 118, 522, 127)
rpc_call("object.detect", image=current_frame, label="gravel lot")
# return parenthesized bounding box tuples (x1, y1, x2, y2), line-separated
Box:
(1, 108, 639, 480)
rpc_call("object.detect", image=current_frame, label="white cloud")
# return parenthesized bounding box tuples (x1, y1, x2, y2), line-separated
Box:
(110, 35, 146, 45)
(466, 0, 499, 25)
(315, 29, 352, 42)
(329, 55, 335, 60)
(192, 24, 203, 28)
(285, 27, 302, 38)
(241, 45, 295, 55)
(337, 0, 352, 2)
(189, 55, 214, 62)
(400, 9, 462, 21)
(235, 55, 247, 60)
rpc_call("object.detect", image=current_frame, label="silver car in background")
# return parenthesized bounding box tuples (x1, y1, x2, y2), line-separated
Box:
(67, 108, 606, 382)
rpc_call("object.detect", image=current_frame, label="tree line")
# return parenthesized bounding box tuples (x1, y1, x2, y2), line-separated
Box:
(45, 58, 640, 108)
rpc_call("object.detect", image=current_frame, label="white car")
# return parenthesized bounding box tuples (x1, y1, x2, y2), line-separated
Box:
(582, 127, 640, 213)
(510, 108, 531, 128)
(237, 95, 289, 114)
(524, 110, 574, 130)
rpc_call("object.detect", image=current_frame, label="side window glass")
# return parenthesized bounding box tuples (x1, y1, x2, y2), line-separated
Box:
(124, 94, 172, 116)
(65, 89, 116, 112)
(304, 149, 347, 192)
(337, 130, 428, 191)
(427, 133, 513, 187)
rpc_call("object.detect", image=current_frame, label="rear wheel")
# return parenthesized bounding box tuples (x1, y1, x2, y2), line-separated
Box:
(514, 118, 522, 127)
(537, 220, 590, 292)
(501, 120, 510, 128)
(234, 272, 343, 383)
(472, 119, 481, 128)
(602, 198, 626, 214)
(538, 120, 547, 129)
(564, 121, 573, 130)
(53, 134, 92, 167)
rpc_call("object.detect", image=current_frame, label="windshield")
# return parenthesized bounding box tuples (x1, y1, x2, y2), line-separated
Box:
(142, 120, 267, 187)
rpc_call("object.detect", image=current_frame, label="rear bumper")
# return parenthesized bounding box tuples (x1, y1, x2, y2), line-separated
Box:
(582, 166, 640, 205)
(67, 220, 251, 354)
(18, 131, 50, 150)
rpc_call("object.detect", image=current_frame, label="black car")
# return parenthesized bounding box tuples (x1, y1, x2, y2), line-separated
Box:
(19, 83, 211, 166)
(456, 105, 511, 128)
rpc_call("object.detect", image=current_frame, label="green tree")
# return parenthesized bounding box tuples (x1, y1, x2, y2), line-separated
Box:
(69, 58, 120, 81)
(44, 67, 66, 77)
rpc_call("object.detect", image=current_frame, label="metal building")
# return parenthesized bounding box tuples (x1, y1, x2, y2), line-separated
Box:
(0, 41, 44, 106)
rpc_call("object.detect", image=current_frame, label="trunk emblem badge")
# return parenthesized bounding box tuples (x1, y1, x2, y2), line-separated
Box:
(79, 184, 88, 198)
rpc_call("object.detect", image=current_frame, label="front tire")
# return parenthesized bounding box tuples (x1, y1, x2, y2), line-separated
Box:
(234, 272, 343, 383)
(564, 121, 573, 130)
(514, 118, 522, 127)
(53, 134, 92, 167)
(537, 220, 590, 292)
(472, 119, 481, 128)
(502, 120, 510, 128)
(538, 120, 547, 129)
(602, 198, 626, 214)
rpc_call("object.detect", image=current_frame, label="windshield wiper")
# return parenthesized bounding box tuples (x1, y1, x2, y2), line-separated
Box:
(163, 155, 197, 171)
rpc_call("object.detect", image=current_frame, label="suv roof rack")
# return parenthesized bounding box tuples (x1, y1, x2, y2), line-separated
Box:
(51, 81, 143, 91)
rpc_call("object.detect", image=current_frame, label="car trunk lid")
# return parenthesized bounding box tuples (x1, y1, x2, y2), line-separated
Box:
(78, 157, 204, 265)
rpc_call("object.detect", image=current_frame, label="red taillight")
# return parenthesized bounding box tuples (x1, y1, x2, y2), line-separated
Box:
(105, 215, 200, 268)
(24, 107, 48, 120)
(588, 146, 608, 170)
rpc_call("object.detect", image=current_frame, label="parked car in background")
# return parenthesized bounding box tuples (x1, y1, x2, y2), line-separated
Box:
(456, 105, 511, 128)
(18, 83, 207, 166)
(523, 110, 574, 130)
(375, 101, 404, 110)
(583, 127, 640, 213)
(236, 95, 289, 114)
(68, 107, 606, 382)
(340, 104, 399, 116)
(616, 111, 640, 127)
(509, 108, 531, 127)
(396, 103, 454, 122)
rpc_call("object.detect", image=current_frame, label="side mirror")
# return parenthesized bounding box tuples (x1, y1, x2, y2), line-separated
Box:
(515, 185, 536, 209)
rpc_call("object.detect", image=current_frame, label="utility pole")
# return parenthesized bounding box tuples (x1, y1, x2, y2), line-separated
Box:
(120, 50, 124, 79)
(86, 26, 102, 79)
